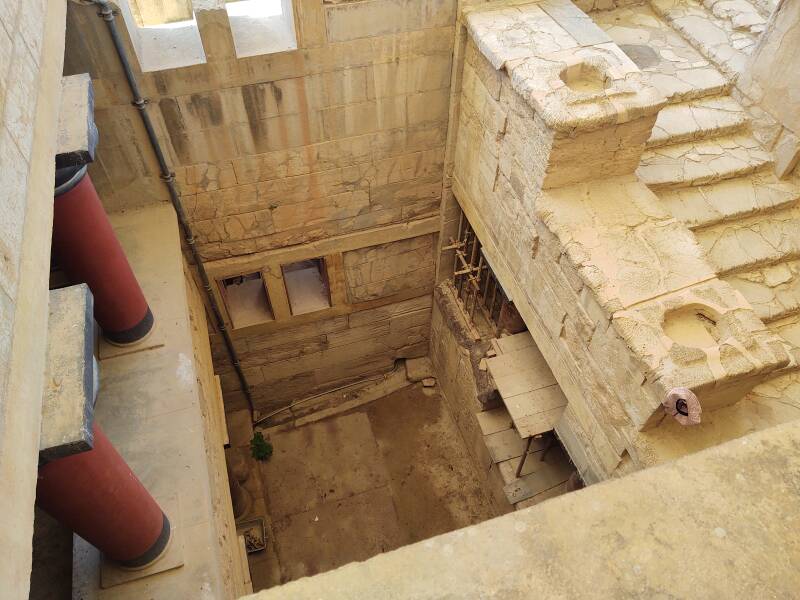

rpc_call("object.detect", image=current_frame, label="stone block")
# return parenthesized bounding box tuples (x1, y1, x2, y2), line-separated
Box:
(54, 73, 97, 172)
(39, 284, 96, 462)
(613, 279, 790, 428)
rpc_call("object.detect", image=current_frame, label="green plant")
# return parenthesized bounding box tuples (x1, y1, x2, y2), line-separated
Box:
(250, 432, 273, 461)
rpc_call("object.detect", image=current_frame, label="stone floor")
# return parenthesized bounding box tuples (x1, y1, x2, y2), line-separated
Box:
(228, 383, 501, 591)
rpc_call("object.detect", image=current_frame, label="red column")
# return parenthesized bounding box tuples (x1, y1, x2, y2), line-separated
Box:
(36, 423, 171, 568)
(53, 165, 154, 345)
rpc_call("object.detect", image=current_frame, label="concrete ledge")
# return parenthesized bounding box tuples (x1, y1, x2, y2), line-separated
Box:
(246, 419, 800, 599)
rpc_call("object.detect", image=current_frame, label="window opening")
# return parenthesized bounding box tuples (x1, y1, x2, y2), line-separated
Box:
(221, 272, 274, 328)
(117, 0, 207, 72)
(225, 0, 298, 57)
(282, 258, 331, 316)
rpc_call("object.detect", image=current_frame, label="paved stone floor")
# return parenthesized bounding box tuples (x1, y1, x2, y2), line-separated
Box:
(242, 384, 500, 590)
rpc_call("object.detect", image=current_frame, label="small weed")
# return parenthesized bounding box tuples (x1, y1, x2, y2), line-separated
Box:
(250, 431, 273, 461)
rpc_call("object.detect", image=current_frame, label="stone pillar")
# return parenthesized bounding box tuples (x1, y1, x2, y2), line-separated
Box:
(36, 423, 170, 569)
(52, 165, 154, 345)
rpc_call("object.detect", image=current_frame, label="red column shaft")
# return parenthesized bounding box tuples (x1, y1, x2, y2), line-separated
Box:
(36, 423, 170, 567)
(53, 167, 154, 345)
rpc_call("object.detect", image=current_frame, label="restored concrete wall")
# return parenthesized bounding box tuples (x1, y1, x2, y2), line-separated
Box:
(245, 417, 800, 599)
(0, 2, 66, 598)
(63, 0, 458, 413)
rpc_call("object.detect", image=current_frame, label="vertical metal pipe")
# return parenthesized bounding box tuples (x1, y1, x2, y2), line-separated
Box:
(90, 0, 254, 419)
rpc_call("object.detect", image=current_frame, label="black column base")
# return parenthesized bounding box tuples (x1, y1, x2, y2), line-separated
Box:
(118, 512, 171, 570)
(103, 307, 155, 346)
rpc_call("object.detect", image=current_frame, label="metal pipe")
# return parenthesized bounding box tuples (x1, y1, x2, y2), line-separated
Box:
(90, 0, 255, 420)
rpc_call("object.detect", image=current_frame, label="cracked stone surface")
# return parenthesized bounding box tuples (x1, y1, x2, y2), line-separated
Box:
(694, 207, 800, 276)
(638, 132, 772, 189)
(725, 260, 800, 324)
(650, 0, 758, 76)
(537, 176, 716, 312)
(592, 4, 731, 102)
(465, 3, 664, 133)
(658, 172, 798, 229)
(647, 95, 748, 148)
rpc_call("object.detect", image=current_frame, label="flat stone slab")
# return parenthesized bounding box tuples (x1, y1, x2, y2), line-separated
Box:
(39, 284, 96, 462)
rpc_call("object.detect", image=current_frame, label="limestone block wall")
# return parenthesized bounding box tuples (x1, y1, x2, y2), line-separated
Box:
(208, 229, 437, 413)
(0, 2, 66, 598)
(429, 284, 511, 513)
(448, 1, 788, 482)
(63, 1, 458, 413)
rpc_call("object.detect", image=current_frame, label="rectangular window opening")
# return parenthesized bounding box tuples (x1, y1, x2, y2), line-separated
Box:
(282, 258, 331, 316)
(117, 0, 207, 72)
(221, 272, 274, 328)
(225, 0, 298, 58)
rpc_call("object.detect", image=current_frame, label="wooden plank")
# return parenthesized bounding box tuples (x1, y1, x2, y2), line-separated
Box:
(476, 407, 513, 436)
(505, 385, 568, 438)
(486, 344, 550, 378)
(493, 366, 557, 400)
(498, 444, 570, 484)
(495, 332, 535, 354)
(503, 455, 574, 504)
(484, 429, 549, 463)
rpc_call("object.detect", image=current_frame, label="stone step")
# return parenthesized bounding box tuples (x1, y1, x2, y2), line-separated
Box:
(700, 0, 767, 34)
(724, 260, 800, 324)
(650, 0, 759, 76)
(694, 206, 800, 276)
(658, 172, 799, 229)
(647, 96, 749, 149)
(638, 133, 772, 190)
(592, 4, 732, 103)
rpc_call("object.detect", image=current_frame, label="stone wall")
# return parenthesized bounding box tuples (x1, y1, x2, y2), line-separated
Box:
(0, 2, 66, 598)
(447, 2, 787, 482)
(429, 284, 510, 514)
(63, 0, 458, 414)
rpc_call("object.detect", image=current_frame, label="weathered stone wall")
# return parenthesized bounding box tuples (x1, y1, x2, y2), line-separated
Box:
(448, 4, 787, 483)
(429, 284, 510, 514)
(0, 2, 66, 598)
(63, 1, 458, 413)
(184, 262, 248, 600)
(738, 0, 800, 177)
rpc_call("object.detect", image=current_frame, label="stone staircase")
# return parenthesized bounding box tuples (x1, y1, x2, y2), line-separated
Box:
(596, 0, 800, 407)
